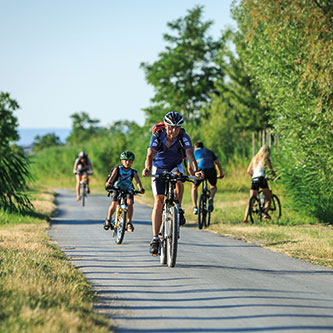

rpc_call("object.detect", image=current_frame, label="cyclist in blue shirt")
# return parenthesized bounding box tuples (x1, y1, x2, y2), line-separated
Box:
(188, 141, 224, 214)
(142, 111, 204, 255)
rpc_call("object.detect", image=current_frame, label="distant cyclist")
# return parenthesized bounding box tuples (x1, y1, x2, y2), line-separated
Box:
(142, 111, 204, 255)
(188, 141, 224, 214)
(104, 151, 145, 232)
(243, 145, 276, 223)
(73, 151, 93, 201)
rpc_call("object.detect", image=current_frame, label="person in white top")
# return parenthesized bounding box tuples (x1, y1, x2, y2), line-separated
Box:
(243, 145, 275, 223)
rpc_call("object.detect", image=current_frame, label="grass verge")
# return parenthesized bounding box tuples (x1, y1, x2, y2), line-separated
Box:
(0, 187, 110, 333)
(137, 167, 333, 268)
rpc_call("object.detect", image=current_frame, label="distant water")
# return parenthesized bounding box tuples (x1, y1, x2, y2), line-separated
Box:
(17, 128, 71, 146)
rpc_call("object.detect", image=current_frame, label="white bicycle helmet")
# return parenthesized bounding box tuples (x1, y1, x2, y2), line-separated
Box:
(164, 111, 184, 126)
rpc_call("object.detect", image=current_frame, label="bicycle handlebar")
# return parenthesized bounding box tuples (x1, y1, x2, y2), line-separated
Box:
(151, 173, 198, 182)
(106, 186, 142, 195)
(74, 170, 92, 175)
(266, 175, 280, 182)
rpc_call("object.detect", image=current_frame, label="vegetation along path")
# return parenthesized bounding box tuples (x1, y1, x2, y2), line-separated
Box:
(49, 190, 333, 332)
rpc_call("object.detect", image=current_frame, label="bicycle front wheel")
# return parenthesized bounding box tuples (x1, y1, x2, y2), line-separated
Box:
(269, 194, 281, 221)
(115, 209, 127, 244)
(167, 205, 179, 268)
(249, 196, 262, 223)
(159, 216, 167, 265)
(81, 184, 86, 207)
(198, 194, 206, 229)
(206, 211, 211, 227)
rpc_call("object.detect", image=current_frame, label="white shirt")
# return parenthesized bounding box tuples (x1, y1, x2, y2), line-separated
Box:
(252, 161, 265, 178)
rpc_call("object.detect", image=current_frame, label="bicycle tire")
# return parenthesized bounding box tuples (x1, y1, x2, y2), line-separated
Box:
(249, 196, 261, 223)
(167, 205, 179, 267)
(115, 209, 127, 244)
(206, 211, 211, 227)
(81, 183, 86, 207)
(270, 194, 281, 221)
(198, 194, 206, 229)
(159, 217, 167, 265)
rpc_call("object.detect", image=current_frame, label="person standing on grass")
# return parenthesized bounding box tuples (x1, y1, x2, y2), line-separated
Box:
(243, 145, 276, 223)
(187, 141, 224, 214)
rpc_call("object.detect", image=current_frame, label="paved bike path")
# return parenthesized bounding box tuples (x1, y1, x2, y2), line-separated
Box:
(49, 189, 333, 332)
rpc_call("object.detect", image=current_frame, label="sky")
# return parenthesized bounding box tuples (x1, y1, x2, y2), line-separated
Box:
(0, 0, 236, 129)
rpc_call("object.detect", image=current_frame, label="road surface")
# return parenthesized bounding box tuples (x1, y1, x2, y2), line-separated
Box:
(49, 190, 333, 332)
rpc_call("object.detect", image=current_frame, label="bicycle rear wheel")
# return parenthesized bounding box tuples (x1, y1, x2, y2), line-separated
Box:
(115, 209, 127, 244)
(269, 194, 281, 221)
(198, 194, 206, 229)
(249, 196, 262, 223)
(167, 205, 179, 267)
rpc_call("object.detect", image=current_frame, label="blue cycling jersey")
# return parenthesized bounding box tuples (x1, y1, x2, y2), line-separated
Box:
(149, 130, 193, 169)
(194, 148, 217, 170)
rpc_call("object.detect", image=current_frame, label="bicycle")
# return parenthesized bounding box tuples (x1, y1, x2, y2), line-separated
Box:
(198, 178, 211, 229)
(151, 172, 197, 267)
(76, 170, 91, 207)
(248, 177, 281, 223)
(107, 187, 141, 244)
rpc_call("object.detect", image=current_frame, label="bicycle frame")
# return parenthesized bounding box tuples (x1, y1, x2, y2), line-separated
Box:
(152, 172, 196, 267)
(198, 179, 211, 229)
(249, 177, 281, 223)
(79, 172, 89, 207)
(107, 188, 140, 244)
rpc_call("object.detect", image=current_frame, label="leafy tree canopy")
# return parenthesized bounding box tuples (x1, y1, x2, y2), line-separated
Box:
(32, 133, 62, 152)
(141, 5, 223, 124)
(0, 92, 31, 212)
(0, 92, 19, 149)
(66, 112, 104, 144)
(233, 0, 333, 221)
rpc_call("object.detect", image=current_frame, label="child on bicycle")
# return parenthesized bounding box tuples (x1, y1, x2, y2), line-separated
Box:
(103, 151, 145, 232)
(243, 145, 276, 223)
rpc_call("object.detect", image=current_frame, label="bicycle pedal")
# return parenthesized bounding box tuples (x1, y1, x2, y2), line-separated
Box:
(152, 253, 158, 257)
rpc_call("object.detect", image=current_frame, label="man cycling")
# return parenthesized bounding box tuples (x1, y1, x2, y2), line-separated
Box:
(188, 141, 224, 214)
(142, 111, 204, 255)
(73, 151, 93, 201)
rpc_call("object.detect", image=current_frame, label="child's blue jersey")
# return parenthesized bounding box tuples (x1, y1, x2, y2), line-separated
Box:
(114, 166, 137, 190)
(149, 131, 193, 169)
(194, 148, 217, 170)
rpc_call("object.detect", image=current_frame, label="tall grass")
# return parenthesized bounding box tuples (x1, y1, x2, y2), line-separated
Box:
(0, 187, 110, 332)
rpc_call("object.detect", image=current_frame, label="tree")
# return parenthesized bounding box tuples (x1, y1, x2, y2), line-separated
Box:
(233, 0, 333, 221)
(190, 29, 269, 162)
(66, 112, 103, 144)
(0, 92, 31, 212)
(141, 5, 223, 124)
(32, 133, 62, 152)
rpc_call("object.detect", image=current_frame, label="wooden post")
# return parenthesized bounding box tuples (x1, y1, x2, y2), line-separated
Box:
(258, 131, 261, 149)
(252, 132, 255, 157)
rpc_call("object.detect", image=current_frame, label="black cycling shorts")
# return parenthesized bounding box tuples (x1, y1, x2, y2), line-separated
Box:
(112, 190, 134, 203)
(194, 167, 217, 187)
(251, 177, 268, 191)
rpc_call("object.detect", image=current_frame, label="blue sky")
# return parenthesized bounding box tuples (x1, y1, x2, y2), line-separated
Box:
(1, 0, 236, 129)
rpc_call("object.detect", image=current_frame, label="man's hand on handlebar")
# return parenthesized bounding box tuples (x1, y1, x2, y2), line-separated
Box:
(195, 170, 205, 180)
(142, 168, 151, 177)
